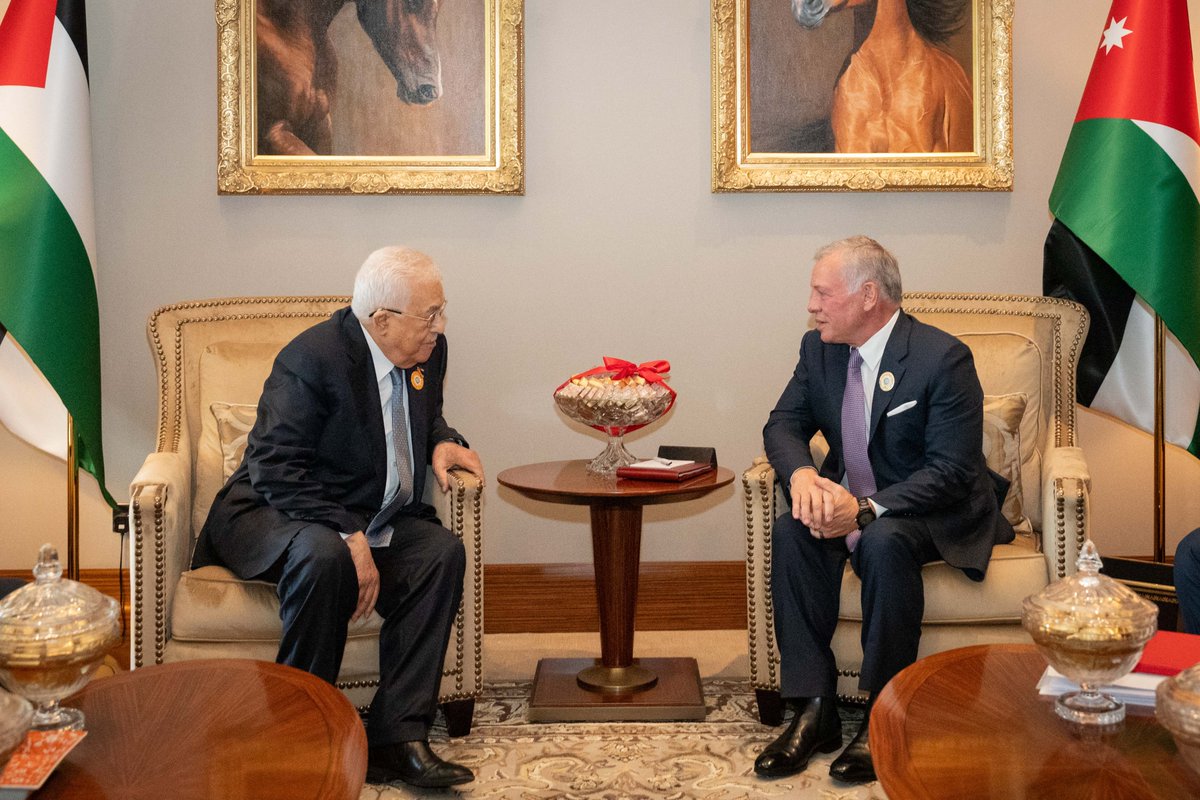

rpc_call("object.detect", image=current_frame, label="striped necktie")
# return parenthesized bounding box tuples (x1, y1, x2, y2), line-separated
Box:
(364, 367, 414, 547)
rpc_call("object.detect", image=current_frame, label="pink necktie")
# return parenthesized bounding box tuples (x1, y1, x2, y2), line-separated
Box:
(841, 349, 875, 552)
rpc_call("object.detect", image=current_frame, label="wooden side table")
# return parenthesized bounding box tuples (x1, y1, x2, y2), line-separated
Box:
(37, 659, 367, 800)
(497, 460, 734, 722)
(871, 644, 1200, 799)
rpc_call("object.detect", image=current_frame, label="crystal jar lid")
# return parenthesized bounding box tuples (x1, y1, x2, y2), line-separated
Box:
(1022, 540, 1158, 635)
(0, 545, 119, 660)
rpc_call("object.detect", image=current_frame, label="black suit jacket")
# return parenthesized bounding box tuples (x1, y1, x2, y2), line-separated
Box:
(763, 311, 1013, 579)
(194, 306, 464, 579)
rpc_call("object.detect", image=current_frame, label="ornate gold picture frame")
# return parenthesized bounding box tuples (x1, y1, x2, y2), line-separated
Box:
(217, 0, 523, 195)
(712, 0, 1012, 192)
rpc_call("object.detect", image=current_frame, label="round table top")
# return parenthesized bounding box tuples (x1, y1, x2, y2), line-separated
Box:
(871, 643, 1200, 800)
(497, 460, 735, 506)
(41, 659, 366, 800)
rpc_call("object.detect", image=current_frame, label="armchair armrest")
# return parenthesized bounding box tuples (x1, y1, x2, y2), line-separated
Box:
(1040, 446, 1091, 581)
(429, 468, 484, 699)
(129, 450, 195, 669)
(743, 457, 779, 691)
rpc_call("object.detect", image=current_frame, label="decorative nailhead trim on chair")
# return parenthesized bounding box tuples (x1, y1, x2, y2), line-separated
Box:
(743, 477, 758, 677)
(153, 490, 166, 665)
(132, 494, 144, 669)
(902, 292, 1088, 450)
(1075, 481, 1087, 562)
(1055, 481, 1068, 579)
(147, 296, 349, 451)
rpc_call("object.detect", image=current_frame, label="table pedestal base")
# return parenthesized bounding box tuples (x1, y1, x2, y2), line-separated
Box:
(528, 657, 706, 722)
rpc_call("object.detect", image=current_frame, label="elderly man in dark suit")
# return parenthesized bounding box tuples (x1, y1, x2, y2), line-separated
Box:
(754, 236, 1013, 784)
(193, 246, 483, 789)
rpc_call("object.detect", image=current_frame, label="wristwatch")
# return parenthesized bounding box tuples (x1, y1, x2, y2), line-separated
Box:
(855, 497, 877, 529)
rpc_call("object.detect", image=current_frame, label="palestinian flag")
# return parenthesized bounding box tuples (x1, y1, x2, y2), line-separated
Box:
(1044, 0, 1200, 458)
(0, 0, 114, 504)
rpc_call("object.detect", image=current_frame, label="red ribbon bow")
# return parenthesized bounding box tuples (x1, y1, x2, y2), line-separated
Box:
(595, 356, 670, 383)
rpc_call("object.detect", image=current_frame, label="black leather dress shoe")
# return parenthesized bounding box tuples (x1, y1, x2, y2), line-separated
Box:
(754, 696, 843, 778)
(829, 709, 876, 783)
(366, 740, 474, 788)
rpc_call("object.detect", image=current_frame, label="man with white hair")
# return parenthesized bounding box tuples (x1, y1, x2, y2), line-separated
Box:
(194, 246, 483, 788)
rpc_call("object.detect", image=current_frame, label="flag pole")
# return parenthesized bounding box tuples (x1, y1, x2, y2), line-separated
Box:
(1154, 315, 1167, 564)
(66, 414, 80, 581)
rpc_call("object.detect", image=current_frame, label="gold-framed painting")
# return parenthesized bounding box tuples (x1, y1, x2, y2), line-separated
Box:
(711, 0, 1012, 192)
(216, 0, 524, 195)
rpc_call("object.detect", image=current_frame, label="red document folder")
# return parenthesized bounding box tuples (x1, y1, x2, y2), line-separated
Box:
(616, 461, 714, 482)
(1135, 630, 1200, 676)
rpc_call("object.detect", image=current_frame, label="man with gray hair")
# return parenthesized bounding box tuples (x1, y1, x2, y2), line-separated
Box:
(754, 236, 1012, 783)
(195, 246, 482, 788)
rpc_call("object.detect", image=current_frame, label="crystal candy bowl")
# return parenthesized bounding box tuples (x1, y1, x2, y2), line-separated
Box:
(553, 357, 676, 475)
(0, 545, 120, 731)
(0, 689, 33, 769)
(1157, 663, 1200, 775)
(1021, 540, 1158, 725)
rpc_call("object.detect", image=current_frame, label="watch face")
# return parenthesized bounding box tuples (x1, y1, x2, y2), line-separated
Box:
(856, 499, 875, 527)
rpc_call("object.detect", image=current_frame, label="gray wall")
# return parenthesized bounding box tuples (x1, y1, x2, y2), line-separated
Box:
(4, 0, 1200, 570)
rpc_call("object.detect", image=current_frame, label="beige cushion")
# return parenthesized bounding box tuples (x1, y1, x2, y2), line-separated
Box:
(211, 401, 257, 480)
(194, 341, 288, 532)
(956, 331, 1045, 530)
(839, 542, 1047, 623)
(982, 392, 1031, 534)
(171, 565, 383, 641)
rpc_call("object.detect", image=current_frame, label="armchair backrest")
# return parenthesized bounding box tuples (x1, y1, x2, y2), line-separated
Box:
(146, 297, 351, 535)
(901, 292, 1089, 533)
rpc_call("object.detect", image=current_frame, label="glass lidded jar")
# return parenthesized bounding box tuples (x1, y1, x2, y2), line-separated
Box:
(0, 688, 33, 770)
(0, 545, 120, 731)
(1021, 540, 1158, 725)
(1158, 663, 1200, 775)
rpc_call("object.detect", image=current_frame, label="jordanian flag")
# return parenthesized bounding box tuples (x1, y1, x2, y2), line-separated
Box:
(1044, 0, 1200, 458)
(0, 0, 114, 504)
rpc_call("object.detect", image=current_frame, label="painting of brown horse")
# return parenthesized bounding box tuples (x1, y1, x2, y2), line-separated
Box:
(796, 0, 974, 153)
(256, 0, 444, 156)
(791, 0, 972, 153)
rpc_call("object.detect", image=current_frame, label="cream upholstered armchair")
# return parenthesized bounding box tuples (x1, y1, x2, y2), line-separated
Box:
(129, 297, 483, 735)
(744, 293, 1091, 724)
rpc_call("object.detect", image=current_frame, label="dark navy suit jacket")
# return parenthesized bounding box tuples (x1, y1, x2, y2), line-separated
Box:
(194, 306, 464, 579)
(763, 311, 1013, 579)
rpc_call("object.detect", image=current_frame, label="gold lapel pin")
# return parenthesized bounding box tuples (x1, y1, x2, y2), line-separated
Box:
(879, 371, 895, 392)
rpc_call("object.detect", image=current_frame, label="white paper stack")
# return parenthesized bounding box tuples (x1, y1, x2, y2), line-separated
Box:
(1036, 666, 1166, 707)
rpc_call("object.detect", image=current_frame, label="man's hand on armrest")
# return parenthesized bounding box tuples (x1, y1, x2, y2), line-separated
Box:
(432, 440, 485, 493)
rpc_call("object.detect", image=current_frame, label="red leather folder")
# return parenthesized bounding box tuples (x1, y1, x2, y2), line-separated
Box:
(1135, 630, 1200, 676)
(616, 462, 714, 482)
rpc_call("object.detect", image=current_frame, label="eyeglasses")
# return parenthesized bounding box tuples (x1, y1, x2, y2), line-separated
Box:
(371, 302, 448, 328)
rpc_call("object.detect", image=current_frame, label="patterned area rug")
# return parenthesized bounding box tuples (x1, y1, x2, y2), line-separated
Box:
(361, 680, 889, 799)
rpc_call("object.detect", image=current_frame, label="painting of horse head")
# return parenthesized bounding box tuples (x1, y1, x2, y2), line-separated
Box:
(355, 0, 443, 105)
(256, 0, 446, 156)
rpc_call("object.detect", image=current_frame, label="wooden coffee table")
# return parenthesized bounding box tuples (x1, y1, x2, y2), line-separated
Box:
(497, 459, 733, 722)
(871, 644, 1200, 799)
(36, 659, 367, 799)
